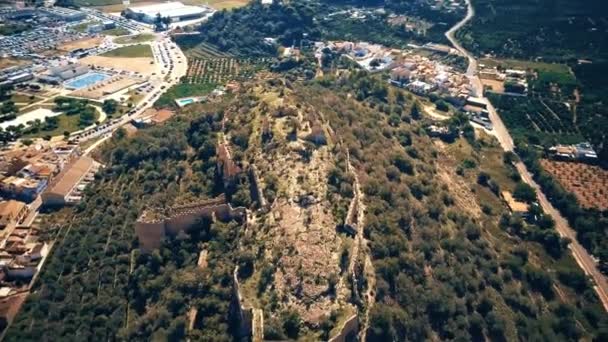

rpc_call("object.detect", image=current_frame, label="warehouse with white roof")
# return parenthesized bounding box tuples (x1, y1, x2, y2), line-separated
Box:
(125, 1, 210, 24)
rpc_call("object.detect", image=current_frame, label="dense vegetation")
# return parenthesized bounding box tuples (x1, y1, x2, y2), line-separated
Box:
(6, 1, 607, 340)
(190, 0, 460, 57)
(459, 0, 608, 61)
(487, 94, 583, 146)
(516, 143, 608, 276)
(5, 103, 244, 341)
(459, 0, 608, 276)
(194, 0, 320, 57)
(460, 0, 608, 163)
(297, 72, 608, 340)
(7, 65, 608, 340)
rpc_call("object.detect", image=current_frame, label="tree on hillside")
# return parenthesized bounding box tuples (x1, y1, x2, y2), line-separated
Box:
(411, 101, 421, 120)
(514, 182, 537, 203)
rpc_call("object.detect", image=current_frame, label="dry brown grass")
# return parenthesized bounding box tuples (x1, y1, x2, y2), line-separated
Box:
(0, 57, 27, 69)
(481, 78, 505, 93)
(80, 55, 155, 75)
(58, 37, 104, 52)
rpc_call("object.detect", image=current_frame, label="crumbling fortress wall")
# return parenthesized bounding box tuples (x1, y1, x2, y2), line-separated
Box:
(231, 266, 253, 341)
(248, 165, 267, 210)
(135, 195, 246, 251)
(343, 188, 359, 236)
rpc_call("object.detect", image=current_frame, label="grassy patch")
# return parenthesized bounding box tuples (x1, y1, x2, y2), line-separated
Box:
(11, 94, 40, 104)
(70, 20, 99, 33)
(154, 83, 216, 108)
(102, 27, 131, 36)
(101, 44, 153, 58)
(480, 58, 571, 74)
(114, 33, 155, 45)
(22, 111, 100, 139)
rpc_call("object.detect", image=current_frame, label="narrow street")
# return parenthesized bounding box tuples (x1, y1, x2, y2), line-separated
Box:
(445, 0, 608, 311)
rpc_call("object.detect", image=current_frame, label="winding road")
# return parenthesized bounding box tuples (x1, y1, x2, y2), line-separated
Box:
(445, 0, 608, 312)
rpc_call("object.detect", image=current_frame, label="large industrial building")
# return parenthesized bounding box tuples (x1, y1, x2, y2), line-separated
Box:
(124, 1, 210, 24)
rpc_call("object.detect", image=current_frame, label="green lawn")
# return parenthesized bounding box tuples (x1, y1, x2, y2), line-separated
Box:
(101, 44, 153, 58)
(114, 33, 155, 45)
(23, 111, 100, 139)
(479, 58, 573, 75)
(154, 83, 216, 108)
(70, 20, 100, 33)
(102, 27, 131, 36)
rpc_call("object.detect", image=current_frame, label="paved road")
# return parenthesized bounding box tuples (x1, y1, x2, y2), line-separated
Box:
(445, 0, 608, 311)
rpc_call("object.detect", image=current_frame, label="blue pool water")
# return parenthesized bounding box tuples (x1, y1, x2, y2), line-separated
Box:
(65, 72, 110, 90)
(177, 98, 194, 105)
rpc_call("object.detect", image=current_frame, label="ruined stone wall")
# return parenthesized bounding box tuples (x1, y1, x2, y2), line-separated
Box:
(231, 266, 253, 341)
(135, 198, 247, 251)
(165, 204, 246, 235)
(344, 192, 359, 233)
(328, 314, 359, 342)
(248, 165, 267, 210)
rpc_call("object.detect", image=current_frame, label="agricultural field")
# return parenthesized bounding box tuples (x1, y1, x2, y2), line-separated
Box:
(186, 42, 231, 59)
(488, 93, 584, 146)
(185, 57, 266, 84)
(480, 58, 578, 99)
(479, 58, 573, 75)
(540, 159, 608, 211)
(183, 42, 268, 84)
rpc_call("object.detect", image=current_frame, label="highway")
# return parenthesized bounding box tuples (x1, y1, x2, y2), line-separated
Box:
(445, 0, 608, 311)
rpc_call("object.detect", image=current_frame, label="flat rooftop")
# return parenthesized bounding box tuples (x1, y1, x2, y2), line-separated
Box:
(128, 1, 207, 18)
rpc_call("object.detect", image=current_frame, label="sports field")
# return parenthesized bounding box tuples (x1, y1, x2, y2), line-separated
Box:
(101, 44, 153, 58)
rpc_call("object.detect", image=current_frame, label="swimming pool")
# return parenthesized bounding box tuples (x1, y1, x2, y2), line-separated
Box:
(178, 98, 194, 105)
(175, 97, 202, 107)
(64, 72, 110, 90)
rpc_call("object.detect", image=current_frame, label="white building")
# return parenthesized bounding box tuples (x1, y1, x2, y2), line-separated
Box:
(408, 80, 435, 94)
(125, 1, 210, 24)
(43, 6, 87, 22)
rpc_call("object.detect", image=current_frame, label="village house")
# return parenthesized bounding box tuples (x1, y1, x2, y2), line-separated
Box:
(0, 176, 46, 202)
(0, 200, 29, 230)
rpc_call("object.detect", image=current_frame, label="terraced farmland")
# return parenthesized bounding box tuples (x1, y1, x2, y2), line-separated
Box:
(540, 159, 608, 210)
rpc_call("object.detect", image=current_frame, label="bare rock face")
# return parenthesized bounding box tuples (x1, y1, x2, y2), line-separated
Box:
(227, 88, 354, 328)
